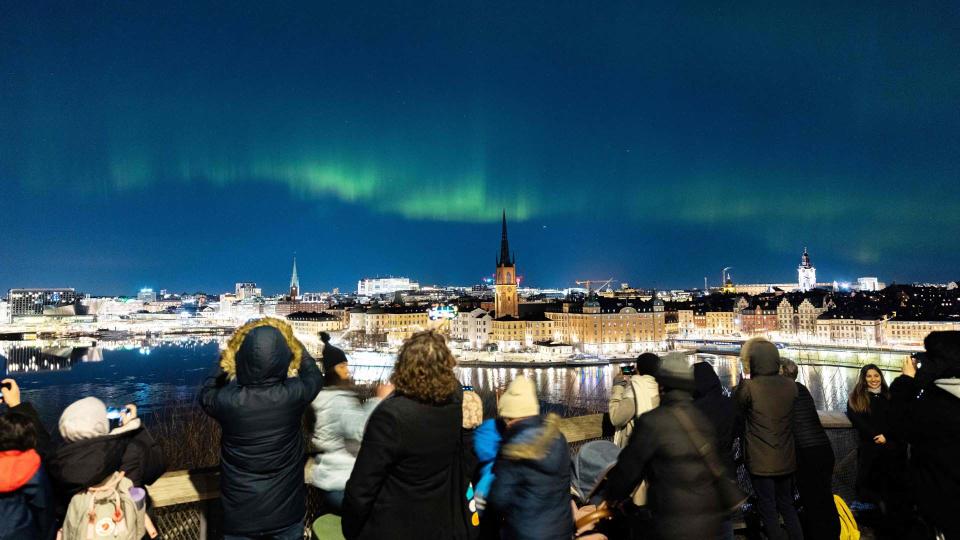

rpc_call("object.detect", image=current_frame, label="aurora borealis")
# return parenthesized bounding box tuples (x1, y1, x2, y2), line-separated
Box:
(2, 2, 959, 293)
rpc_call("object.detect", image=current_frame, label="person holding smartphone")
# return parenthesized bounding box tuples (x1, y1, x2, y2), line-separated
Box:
(608, 353, 661, 448)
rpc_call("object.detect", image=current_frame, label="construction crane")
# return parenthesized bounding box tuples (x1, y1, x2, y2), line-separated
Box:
(575, 278, 615, 295)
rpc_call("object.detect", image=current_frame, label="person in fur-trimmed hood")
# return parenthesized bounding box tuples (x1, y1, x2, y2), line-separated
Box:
(487, 376, 573, 540)
(200, 317, 323, 539)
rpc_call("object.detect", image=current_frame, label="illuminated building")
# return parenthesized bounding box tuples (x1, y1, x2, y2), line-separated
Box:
(285, 311, 343, 336)
(494, 210, 519, 319)
(235, 282, 262, 300)
(884, 316, 960, 346)
(546, 297, 666, 354)
(7, 288, 78, 322)
(815, 311, 885, 346)
(798, 248, 817, 292)
(356, 277, 420, 296)
(345, 305, 429, 346)
(137, 288, 157, 303)
(776, 294, 830, 337)
(735, 298, 779, 335)
(451, 308, 493, 349)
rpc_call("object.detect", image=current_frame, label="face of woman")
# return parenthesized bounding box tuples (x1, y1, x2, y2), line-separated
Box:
(865, 369, 882, 390)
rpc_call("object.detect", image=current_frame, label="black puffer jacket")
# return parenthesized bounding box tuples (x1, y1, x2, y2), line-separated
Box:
(734, 345, 797, 476)
(342, 392, 474, 540)
(487, 414, 573, 540)
(792, 382, 829, 449)
(606, 390, 723, 540)
(47, 422, 166, 517)
(199, 321, 323, 536)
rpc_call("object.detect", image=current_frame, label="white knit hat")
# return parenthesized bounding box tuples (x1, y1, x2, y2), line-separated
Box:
(59, 396, 109, 443)
(498, 376, 540, 419)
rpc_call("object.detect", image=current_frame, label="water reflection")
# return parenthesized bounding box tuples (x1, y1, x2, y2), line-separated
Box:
(1, 338, 907, 430)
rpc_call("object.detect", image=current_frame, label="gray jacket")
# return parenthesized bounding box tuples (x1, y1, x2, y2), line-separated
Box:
(734, 351, 798, 476)
(308, 389, 380, 491)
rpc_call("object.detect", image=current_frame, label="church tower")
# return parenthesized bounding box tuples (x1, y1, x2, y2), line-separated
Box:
(797, 247, 816, 292)
(494, 210, 519, 318)
(289, 256, 300, 300)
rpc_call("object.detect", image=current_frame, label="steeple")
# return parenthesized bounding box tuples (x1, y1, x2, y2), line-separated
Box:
(497, 210, 514, 267)
(289, 255, 300, 299)
(801, 247, 811, 268)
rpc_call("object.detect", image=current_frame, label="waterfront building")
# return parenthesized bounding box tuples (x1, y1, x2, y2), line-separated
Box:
(7, 288, 78, 322)
(798, 247, 817, 292)
(450, 308, 493, 349)
(356, 276, 420, 296)
(285, 311, 343, 336)
(735, 298, 779, 336)
(344, 304, 429, 346)
(884, 315, 960, 346)
(494, 211, 519, 319)
(546, 297, 666, 354)
(776, 293, 830, 337)
(815, 311, 885, 346)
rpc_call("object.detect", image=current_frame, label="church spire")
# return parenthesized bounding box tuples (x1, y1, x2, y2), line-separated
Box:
(289, 255, 300, 299)
(497, 209, 514, 267)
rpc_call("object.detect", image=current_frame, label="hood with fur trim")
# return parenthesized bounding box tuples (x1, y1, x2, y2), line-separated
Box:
(220, 318, 304, 385)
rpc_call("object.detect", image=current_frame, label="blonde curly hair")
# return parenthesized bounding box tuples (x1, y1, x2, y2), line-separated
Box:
(391, 330, 460, 404)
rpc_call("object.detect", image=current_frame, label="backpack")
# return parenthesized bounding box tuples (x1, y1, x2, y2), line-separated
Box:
(59, 472, 146, 540)
(834, 494, 860, 540)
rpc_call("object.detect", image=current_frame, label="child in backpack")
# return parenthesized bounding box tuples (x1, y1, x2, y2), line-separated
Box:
(0, 378, 56, 540)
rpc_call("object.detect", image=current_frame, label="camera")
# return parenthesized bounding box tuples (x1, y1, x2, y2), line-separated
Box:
(620, 365, 637, 376)
(105, 407, 129, 420)
(0, 382, 11, 391)
(911, 352, 926, 369)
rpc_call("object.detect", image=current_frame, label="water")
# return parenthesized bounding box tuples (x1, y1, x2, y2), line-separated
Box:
(1, 338, 910, 430)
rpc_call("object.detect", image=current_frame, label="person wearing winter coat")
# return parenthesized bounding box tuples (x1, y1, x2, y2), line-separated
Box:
(734, 338, 803, 540)
(46, 396, 167, 518)
(0, 379, 56, 540)
(606, 353, 724, 540)
(693, 362, 742, 540)
(342, 330, 475, 540)
(307, 332, 386, 513)
(608, 352, 661, 448)
(889, 331, 960, 539)
(487, 376, 573, 540)
(846, 362, 909, 538)
(779, 359, 839, 540)
(200, 318, 323, 540)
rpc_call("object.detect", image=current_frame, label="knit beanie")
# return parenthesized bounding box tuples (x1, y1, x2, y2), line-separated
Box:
(59, 396, 109, 443)
(321, 340, 349, 375)
(655, 353, 696, 393)
(498, 376, 540, 419)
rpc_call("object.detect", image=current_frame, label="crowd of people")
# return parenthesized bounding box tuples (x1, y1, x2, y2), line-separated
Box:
(1, 320, 958, 540)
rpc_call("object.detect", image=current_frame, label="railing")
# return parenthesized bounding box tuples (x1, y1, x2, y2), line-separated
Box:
(148, 412, 856, 539)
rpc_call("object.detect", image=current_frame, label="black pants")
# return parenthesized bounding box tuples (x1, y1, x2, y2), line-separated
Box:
(751, 474, 804, 540)
(796, 444, 839, 540)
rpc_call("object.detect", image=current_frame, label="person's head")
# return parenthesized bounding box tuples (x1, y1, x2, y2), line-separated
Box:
(849, 363, 889, 413)
(391, 330, 459, 404)
(692, 361, 721, 399)
(321, 338, 350, 387)
(0, 413, 37, 451)
(780, 359, 799, 381)
(59, 396, 109, 443)
(635, 353, 661, 377)
(740, 338, 780, 377)
(220, 318, 304, 386)
(497, 375, 539, 421)
(917, 331, 960, 387)
(655, 353, 696, 394)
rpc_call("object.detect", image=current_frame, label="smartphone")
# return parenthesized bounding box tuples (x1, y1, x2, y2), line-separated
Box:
(620, 365, 637, 376)
(462, 385, 474, 391)
(105, 407, 129, 420)
(0, 382, 11, 391)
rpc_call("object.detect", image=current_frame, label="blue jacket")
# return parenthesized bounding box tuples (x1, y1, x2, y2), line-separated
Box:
(472, 418, 501, 510)
(0, 450, 56, 540)
(488, 414, 573, 540)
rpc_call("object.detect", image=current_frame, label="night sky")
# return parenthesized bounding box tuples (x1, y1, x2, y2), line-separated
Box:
(2, 2, 959, 295)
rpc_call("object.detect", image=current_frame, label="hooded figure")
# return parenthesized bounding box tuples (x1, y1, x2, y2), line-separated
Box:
(605, 353, 724, 540)
(200, 318, 323, 538)
(693, 362, 741, 475)
(0, 398, 56, 540)
(889, 331, 960, 539)
(733, 339, 803, 540)
(46, 397, 166, 517)
(487, 376, 573, 540)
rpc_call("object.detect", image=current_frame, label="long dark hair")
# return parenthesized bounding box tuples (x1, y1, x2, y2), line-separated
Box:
(848, 363, 889, 413)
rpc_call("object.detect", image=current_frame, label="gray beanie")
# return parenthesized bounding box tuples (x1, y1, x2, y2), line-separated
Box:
(655, 353, 696, 393)
(59, 396, 109, 443)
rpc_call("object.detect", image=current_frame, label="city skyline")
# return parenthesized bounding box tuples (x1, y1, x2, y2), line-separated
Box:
(3, 2, 960, 293)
